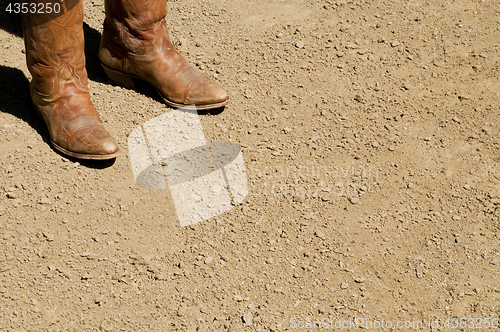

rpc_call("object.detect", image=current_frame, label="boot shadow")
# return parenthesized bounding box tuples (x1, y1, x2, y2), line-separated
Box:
(0, 10, 22, 37)
(83, 22, 109, 85)
(0, 66, 46, 137)
(0, 65, 117, 168)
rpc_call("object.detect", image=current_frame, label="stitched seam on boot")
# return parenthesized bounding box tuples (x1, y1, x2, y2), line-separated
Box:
(40, 62, 88, 102)
(179, 66, 204, 87)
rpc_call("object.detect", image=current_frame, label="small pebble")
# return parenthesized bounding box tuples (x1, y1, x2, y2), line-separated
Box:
(56, 267, 75, 280)
(354, 277, 365, 283)
(320, 192, 331, 201)
(346, 42, 358, 49)
(315, 231, 326, 240)
(177, 306, 188, 317)
(39, 197, 50, 205)
(349, 197, 360, 204)
(6, 192, 17, 199)
(243, 312, 254, 326)
(42, 230, 55, 242)
(354, 94, 365, 103)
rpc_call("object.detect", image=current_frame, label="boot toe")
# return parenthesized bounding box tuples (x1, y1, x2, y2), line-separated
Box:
(66, 126, 119, 157)
(185, 79, 228, 106)
(98, 136, 120, 155)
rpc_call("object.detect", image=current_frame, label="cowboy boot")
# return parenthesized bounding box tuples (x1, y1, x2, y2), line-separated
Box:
(22, 0, 119, 160)
(99, 0, 229, 110)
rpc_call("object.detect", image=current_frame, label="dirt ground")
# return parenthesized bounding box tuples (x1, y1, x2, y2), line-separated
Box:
(1, 0, 500, 331)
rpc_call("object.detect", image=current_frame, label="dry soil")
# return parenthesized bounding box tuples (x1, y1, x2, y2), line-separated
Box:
(1, 0, 500, 331)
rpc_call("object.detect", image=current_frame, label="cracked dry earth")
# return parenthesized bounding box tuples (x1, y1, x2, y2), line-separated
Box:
(1, 0, 500, 331)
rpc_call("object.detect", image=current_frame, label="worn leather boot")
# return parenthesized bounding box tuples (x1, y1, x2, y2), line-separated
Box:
(22, 0, 119, 160)
(99, 0, 229, 110)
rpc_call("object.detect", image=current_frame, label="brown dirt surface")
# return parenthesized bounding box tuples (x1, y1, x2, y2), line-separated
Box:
(1, 0, 500, 331)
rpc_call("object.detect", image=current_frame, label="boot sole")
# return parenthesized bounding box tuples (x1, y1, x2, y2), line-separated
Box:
(51, 140, 120, 160)
(33, 106, 120, 160)
(100, 62, 229, 111)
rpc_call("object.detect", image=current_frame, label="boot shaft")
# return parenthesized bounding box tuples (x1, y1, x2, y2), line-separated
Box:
(22, 0, 88, 96)
(103, 0, 169, 55)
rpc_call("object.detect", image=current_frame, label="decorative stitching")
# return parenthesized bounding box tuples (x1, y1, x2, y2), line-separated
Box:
(178, 66, 203, 87)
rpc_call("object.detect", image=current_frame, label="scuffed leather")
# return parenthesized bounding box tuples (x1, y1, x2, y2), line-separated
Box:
(23, 0, 119, 158)
(99, 0, 228, 107)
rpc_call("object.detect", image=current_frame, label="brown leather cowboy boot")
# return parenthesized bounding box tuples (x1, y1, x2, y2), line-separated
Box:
(99, 0, 229, 110)
(23, 0, 119, 160)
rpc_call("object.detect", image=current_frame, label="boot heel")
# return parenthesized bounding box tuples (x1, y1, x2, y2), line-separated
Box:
(101, 64, 135, 89)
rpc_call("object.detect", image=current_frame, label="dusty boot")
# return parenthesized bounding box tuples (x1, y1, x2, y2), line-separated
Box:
(99, 0, 229, 110)
(22, 0, 119, 160)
